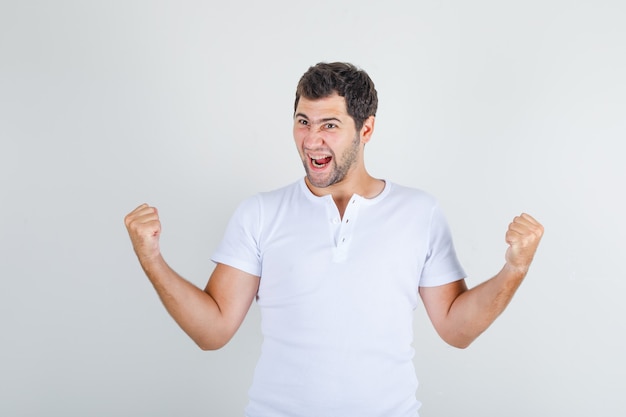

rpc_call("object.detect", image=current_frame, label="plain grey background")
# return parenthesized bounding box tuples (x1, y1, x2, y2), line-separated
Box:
(2, 1, 625, 416)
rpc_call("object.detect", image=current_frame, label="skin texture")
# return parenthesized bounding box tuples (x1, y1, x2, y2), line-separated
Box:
(124, 204, 259, 350)
(293, 93, 384, 216)
(124, 93, 543, 350)
(419, 213, 543, 348)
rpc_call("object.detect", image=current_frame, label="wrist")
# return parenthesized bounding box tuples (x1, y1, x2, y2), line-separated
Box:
(138, 252, 165, 273)
(503, 261, 530, 277)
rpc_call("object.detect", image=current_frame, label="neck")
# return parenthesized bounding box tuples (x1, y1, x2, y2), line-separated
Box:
(305, 170, 385, 218)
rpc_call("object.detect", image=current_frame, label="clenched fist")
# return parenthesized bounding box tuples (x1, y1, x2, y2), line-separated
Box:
(504, 213, 544, 273)
(124, 203, 162, 263)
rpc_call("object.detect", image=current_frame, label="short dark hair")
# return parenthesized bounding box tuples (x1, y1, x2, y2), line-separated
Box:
(294, 62, 378, 131)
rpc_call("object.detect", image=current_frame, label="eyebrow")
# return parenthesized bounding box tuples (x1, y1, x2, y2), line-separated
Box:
(294, 113, 343, 124)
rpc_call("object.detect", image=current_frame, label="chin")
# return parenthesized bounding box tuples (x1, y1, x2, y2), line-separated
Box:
(305, 174, 330, 189)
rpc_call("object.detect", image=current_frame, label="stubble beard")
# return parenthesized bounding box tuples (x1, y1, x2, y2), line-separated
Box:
(304, 133, 361, 188)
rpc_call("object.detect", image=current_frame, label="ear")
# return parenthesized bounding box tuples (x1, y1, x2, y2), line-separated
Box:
(360, 116, 376, 144)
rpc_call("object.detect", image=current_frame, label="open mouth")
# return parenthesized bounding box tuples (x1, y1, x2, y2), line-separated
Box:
(311, 155, 332, 168)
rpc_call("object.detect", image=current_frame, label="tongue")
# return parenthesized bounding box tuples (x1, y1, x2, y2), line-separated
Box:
(316, 157, 332, 165)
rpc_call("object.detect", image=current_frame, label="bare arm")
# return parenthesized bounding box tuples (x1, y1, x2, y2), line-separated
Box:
(124, 204, 259, 350)
(419, 213, 544, 349)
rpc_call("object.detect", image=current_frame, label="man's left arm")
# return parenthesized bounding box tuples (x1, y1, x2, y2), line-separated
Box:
(419, 213, 544, 348)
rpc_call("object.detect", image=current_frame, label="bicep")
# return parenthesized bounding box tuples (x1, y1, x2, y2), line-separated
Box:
(204, 263, 260, 337)
(419, 279, 467, 333)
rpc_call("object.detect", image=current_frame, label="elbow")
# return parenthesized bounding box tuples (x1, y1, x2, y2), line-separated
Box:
(197, 338, 228, 351)
(197, 341, 223, 351)
(446, 338, 473, 349)
(440, 329, 481, 349)
(194, 331, 233, 351)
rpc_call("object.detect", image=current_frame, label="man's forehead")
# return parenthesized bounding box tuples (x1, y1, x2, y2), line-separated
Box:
(295, 93, 348, 118)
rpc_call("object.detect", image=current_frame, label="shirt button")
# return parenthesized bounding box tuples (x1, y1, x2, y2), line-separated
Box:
(332, 218, 340, 224)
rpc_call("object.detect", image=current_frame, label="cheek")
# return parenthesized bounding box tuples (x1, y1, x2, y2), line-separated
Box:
(293, 125, 313, 145)
(293, 130, 303, 146)
(293, 131, 307, 155)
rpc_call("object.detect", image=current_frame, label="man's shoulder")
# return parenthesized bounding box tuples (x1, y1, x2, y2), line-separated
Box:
(255, 179, 304, 204)
(237, 179, 306, 213)
(385, 181, 438, 206)
(227, 180, 303, 226)
(260, 178, 302, 196)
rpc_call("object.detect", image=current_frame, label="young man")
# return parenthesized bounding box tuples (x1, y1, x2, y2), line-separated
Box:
(124, 62, 544, 416)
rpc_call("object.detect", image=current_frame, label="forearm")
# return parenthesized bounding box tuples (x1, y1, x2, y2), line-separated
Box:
(444, 263, 527, 348)
(421, 213, 543, 348)
(139, 255, 230, 350)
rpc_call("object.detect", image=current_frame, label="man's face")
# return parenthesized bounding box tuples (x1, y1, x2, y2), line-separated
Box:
(293, 93, 362, 189)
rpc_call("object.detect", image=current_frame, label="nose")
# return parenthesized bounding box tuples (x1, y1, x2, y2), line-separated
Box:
(302, 126, 325, 149)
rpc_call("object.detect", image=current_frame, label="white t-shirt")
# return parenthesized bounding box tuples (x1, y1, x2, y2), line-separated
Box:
(211, 179, 466, 417)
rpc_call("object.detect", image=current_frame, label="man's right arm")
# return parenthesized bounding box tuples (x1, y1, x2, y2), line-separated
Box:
(124, 204, 259, 350)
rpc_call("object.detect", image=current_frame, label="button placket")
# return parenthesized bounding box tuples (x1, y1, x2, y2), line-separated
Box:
(329, 195, 362, 262)
(337, 197, 360, 248)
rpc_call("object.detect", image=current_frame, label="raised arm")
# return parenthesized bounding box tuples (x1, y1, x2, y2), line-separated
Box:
(419, 213, 544, 349)
(124, 204, 259, 350)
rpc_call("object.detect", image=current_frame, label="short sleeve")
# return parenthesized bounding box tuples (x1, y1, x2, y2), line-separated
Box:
(418, 204, 466, 287)
(210, 195, 263, 277)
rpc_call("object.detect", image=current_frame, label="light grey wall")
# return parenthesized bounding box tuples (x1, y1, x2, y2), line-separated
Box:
(2, 1, 625, 416)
